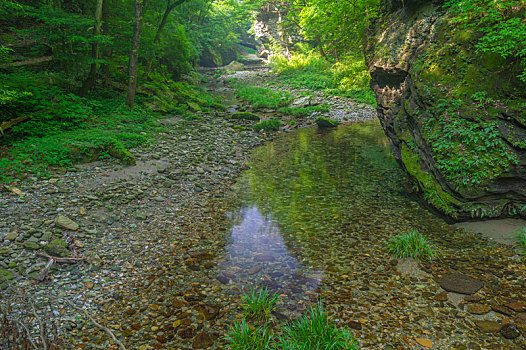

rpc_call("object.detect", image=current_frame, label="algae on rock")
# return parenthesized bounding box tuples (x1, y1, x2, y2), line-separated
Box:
(366, 0, 526, 220)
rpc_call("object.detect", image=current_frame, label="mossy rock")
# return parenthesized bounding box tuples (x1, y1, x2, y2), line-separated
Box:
(231, 112, 261, 121)
(44, 239, 71, 258)
(0, 269, 14, 282)
(108, 145, 136, 165)
(315, 117, 339, 128)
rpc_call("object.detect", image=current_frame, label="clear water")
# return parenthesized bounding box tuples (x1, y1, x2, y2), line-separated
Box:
(218, 120, 437, 311)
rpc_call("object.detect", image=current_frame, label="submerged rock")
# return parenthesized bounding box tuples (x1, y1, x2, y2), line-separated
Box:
(438, 272, 484, 295)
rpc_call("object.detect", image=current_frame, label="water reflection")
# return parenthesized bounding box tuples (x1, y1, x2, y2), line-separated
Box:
(219, 120, 412, 308)
(220, 204, 323, 305)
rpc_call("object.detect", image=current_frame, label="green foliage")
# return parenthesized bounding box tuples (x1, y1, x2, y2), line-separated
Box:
(270, 53, 376, 106)
(0, 97, 160, 183)
(234, 84, 291, 109)
(241, 287, 279, 322)
(254, 119, 282, 132)
(225, 320, 273, 350)
(386, 230, 438, 261)
(279, 303, 358, 350)
(445, 0, 526, 81)
(278, 104, 331, 117)
(424, 104, 518, 189)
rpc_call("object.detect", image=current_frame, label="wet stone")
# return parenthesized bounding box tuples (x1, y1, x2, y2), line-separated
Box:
(438, 272, 484, 295)
(474, 320, 502, 333)
(500, 324, 521, 339)
(192, 332, 214, 349)
(467, 303, 491, 315)
(54, 215, 79, 231)
(506, 302, 526, 313)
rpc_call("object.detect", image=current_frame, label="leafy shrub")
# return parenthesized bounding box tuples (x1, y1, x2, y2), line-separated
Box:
(279, 303, 358, 350)
(270, 52, 376, 105)
(386, 230, 438, 261)
(254, 119, 282, 132)
(445, 0, 526, 81)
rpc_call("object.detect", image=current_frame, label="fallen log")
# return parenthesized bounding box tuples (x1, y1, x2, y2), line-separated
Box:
(0, 115, 30, 137)
(0, 56, 53, 68)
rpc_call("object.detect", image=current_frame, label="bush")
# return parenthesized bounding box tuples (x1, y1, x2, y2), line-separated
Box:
(270, 52, 376, 105)
(278, 104, 331, 117)
(386, 230, 438, 261)
(254, 119, 282, 132)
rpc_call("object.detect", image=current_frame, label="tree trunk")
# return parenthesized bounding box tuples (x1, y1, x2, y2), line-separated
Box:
(80, 0, 104, 96)
(126, 0, 144, 108)
(143, 0, 187, 80)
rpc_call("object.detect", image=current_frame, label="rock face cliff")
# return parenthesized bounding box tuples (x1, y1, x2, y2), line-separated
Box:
(366, 0, 526, 220)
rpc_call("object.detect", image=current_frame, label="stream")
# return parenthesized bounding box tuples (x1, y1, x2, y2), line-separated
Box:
(213, 120, 526, 348)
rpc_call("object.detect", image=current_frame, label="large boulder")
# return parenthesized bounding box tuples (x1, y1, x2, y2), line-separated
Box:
(365, 1, 526, 220)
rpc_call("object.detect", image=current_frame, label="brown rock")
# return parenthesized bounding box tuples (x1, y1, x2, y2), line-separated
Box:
(464, 294, 482, 302)
(500, 324, 521, 339)
(347, 321, 362, 330)
(178, 327, 195, 339)
(474, 320, 501, 333)
(434, 291, 448, 301)
(438, 273, 484, 295)
(506, 302, 526, 313)
(491, 304, 512, 316)
(195, 304, 219, 320)
(192, 332, 214, 349)
(467, 303, 491, 315)
(216, 274, 229, 284)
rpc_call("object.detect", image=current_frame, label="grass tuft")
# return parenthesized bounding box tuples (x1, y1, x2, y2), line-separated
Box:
(386, 230, 438, 261)
(241, 287, 279, 322)
(254, 119, 282, 132)
(225, 320, 273, 350)
(279, 303, 359, 350)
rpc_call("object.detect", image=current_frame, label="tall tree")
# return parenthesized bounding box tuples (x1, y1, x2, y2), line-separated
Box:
(80, 0, 104, 95)
(144, 0, 188, 80)
(126, 0, 144, 108)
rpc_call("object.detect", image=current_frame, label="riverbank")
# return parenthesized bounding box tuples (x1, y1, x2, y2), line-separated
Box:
(0, 65, 375, 349)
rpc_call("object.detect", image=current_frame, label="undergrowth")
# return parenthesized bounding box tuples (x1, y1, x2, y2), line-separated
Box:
(234, 83, 291, 109)
(278, 104, 331, 117)
(270, 53, 376, 106)
(515, 228, 526, 259)
(0, 70, 221, 183)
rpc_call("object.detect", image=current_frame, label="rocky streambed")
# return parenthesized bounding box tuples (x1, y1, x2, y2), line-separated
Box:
(1, 66, 525, 350)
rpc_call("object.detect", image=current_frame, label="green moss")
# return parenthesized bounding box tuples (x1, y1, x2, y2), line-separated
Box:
(315, 117, 339, 128)
(231, 112, 261, 121)
(401, 144, 459, 216)
(44, 239, 71, 258)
